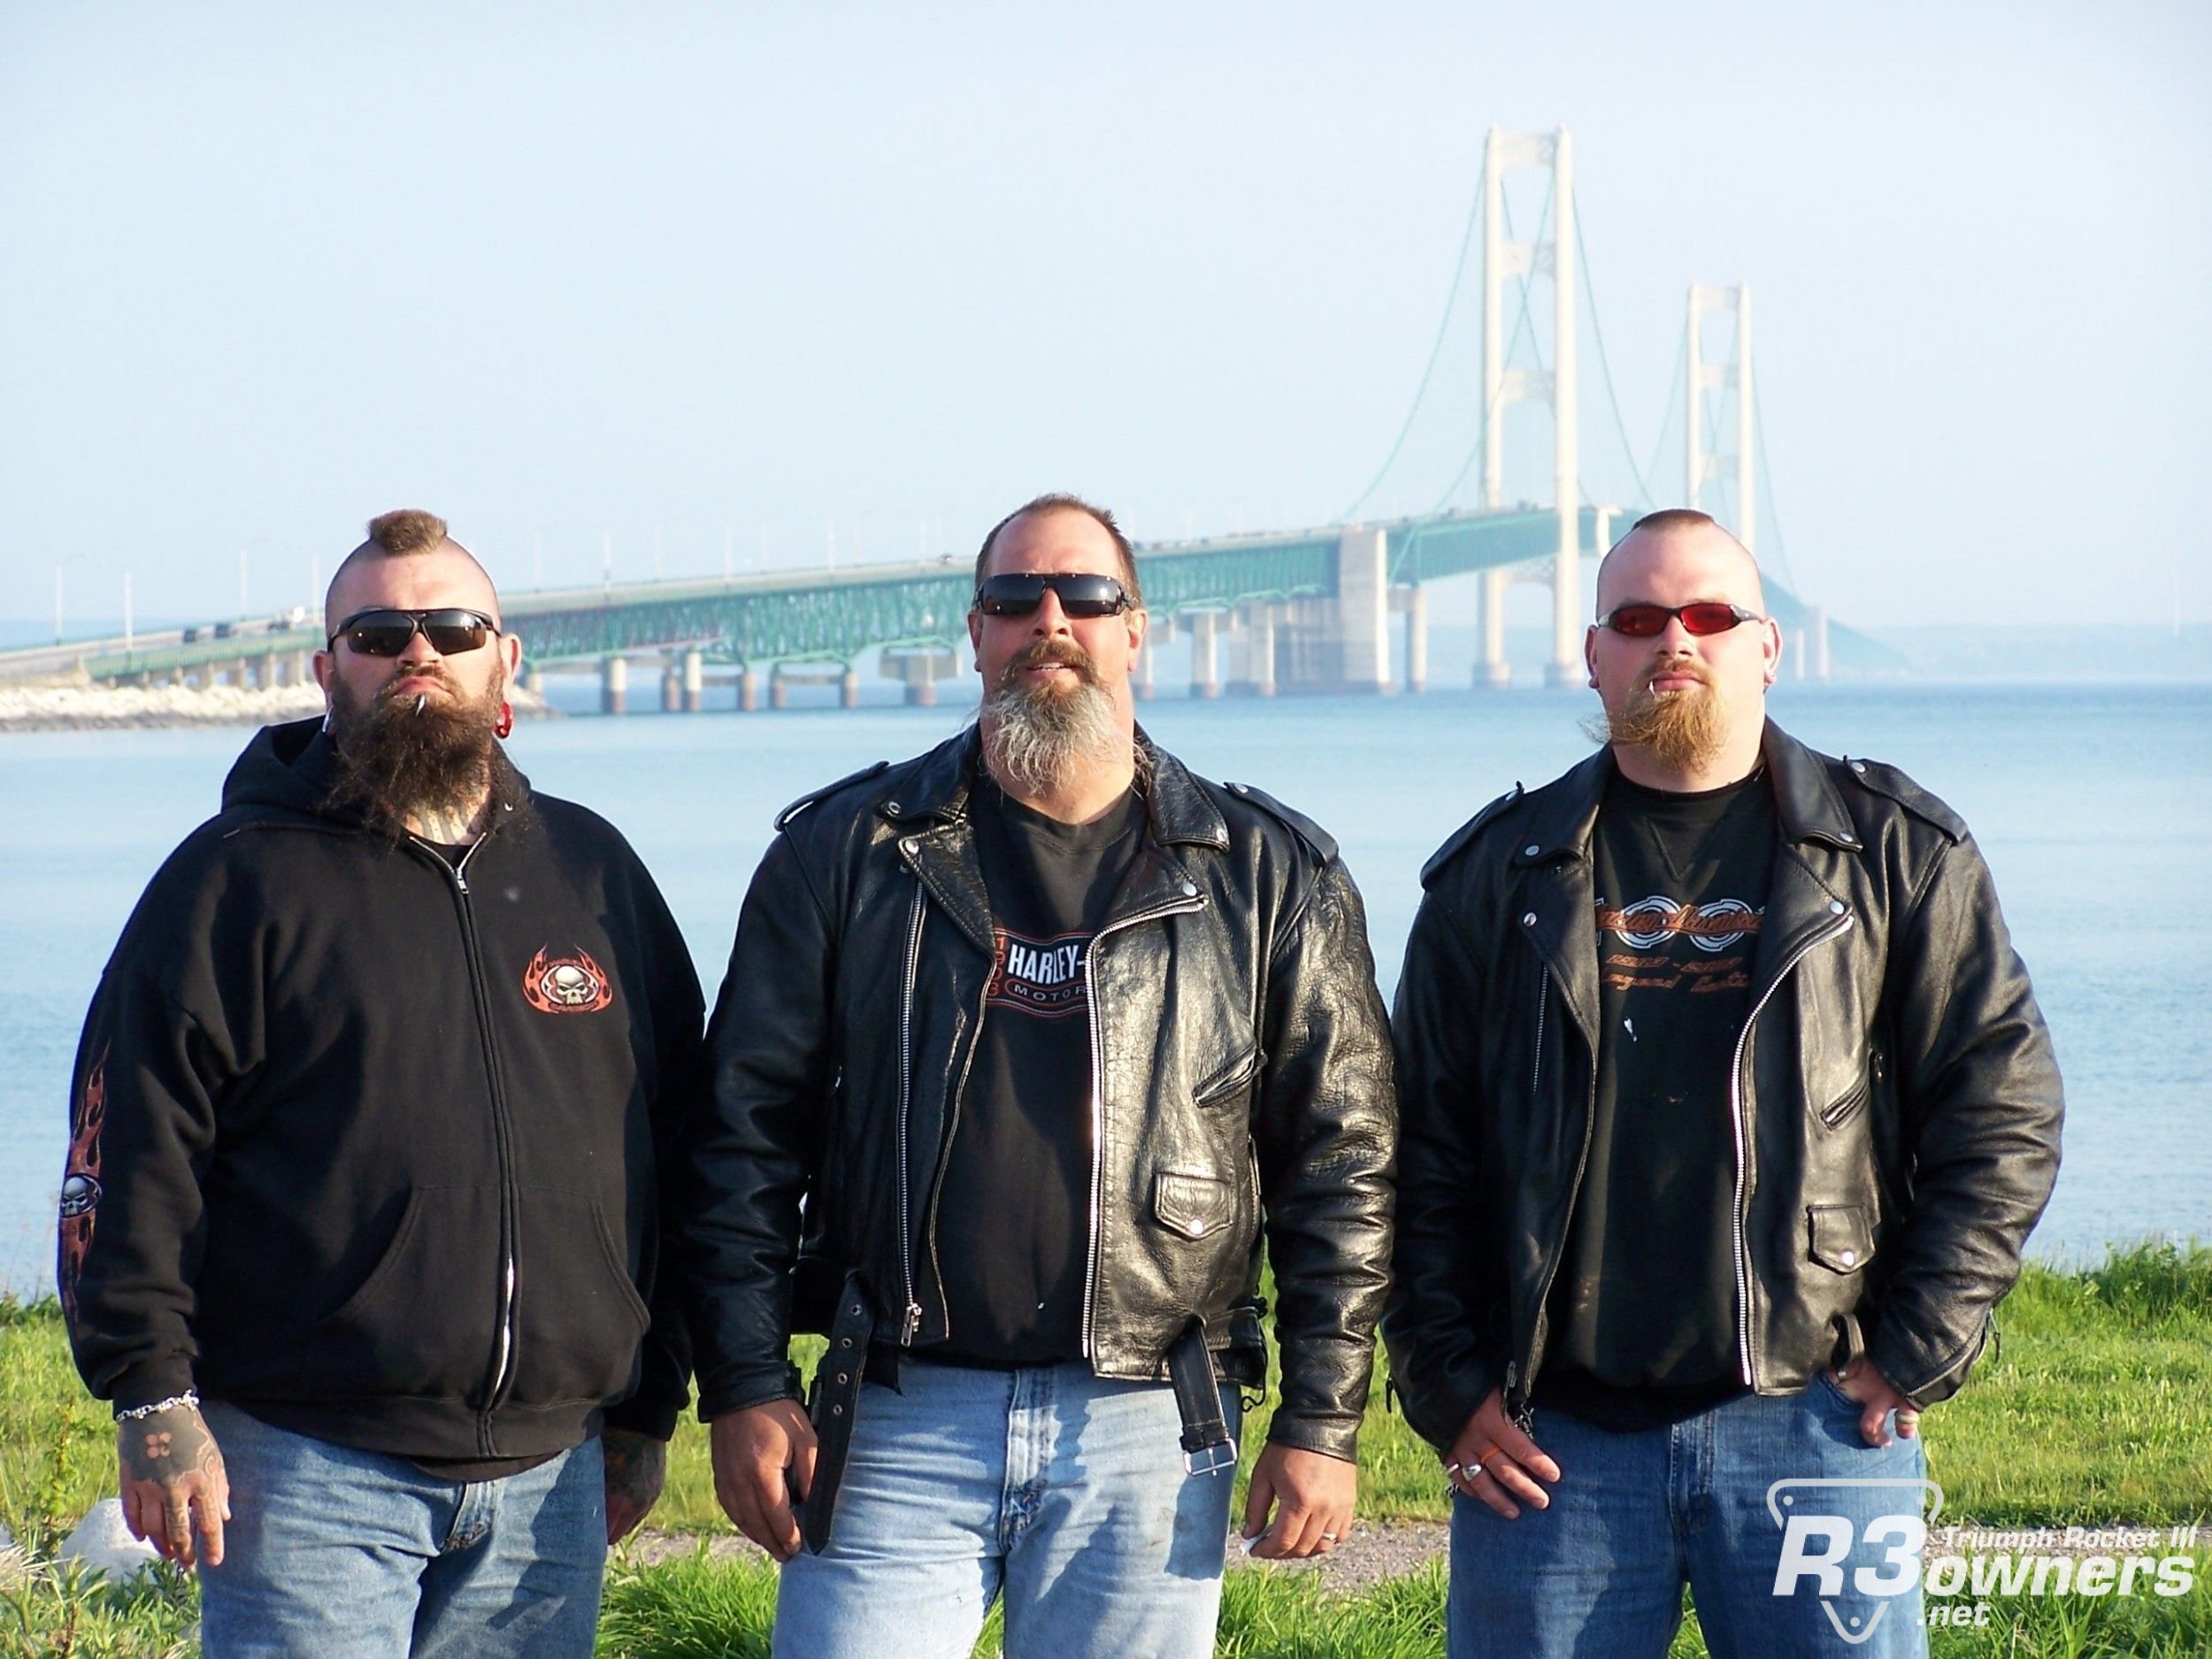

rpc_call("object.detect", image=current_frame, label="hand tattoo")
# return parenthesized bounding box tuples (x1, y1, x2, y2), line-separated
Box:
(602, 1428, 668, 1544)
(120, 1405, 220, 1490)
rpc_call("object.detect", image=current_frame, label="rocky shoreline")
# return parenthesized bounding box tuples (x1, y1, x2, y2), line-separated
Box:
(0, 682, 555, 733)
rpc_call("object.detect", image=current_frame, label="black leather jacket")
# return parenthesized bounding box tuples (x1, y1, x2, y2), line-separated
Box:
(683, 730, 1396, 1460)
(1385, 722, 2062, 1449)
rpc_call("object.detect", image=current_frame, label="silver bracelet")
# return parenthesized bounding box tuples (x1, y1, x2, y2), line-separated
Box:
(116, 1391, 199, 1422)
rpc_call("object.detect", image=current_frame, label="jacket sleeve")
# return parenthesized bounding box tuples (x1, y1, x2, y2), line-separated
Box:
(1867, 833, 2063, 1407)
(1252, 857, 1397, 1462)
(60, 962, 234, 1413)
(1380, 888, 1503, 1451)
(603, 864, 707, 1440)
(677, 832, 834, 1419)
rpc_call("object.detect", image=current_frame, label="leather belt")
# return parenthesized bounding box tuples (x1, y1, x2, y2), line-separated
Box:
(1167, 1316, 1236, 1477)
(801, 1271, 878, 1555)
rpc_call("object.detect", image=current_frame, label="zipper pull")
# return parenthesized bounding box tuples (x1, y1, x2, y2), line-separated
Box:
(901, 1302, 923, 1345)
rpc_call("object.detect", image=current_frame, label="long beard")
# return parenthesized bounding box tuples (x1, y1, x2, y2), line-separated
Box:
(1584, 665, 1730, 771)
(978, 639, 1126, 797)
(326, 667, 515, 842)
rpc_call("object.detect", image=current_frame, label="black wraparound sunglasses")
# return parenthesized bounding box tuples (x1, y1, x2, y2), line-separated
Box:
(329, 608, 501, 656)
(1596, 602, 1764, 639)
(974, 572, 1133, 618)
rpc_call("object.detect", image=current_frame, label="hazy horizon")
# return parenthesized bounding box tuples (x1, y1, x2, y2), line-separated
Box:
(5, 3, 2207, 634)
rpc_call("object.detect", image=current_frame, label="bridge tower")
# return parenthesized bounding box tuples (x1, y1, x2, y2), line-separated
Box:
(1478, 125, 1579, 688)
(1686, 282, 1755, 556)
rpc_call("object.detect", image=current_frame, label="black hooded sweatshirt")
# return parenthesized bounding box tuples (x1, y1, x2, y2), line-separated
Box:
(58, 718, 703, 1461)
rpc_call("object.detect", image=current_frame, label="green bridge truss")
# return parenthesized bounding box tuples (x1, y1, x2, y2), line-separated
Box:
(42, 506, 1896, 681)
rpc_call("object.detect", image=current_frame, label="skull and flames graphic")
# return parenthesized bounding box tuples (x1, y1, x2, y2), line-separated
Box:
(522, 946, 615, 1015)
(58, 1045, 107, 1322)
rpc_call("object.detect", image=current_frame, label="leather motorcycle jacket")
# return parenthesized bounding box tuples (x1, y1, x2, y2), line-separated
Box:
(1385, 722, 2062, 1449)
(683, 729, 1396, 1461)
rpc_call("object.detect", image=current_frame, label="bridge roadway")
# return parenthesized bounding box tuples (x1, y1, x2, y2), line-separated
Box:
(1, 505, 1872, 695)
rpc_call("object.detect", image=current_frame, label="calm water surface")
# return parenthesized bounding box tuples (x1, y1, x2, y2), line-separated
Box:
(2, 681, 2204, 1293)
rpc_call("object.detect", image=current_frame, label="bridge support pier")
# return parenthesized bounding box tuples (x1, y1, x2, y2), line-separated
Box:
(1476, 571, 1511, 689)
(602, 655, 628, 716)
(1190, 611, 1221, 699)
(1135, 633, 1155, 701)
(683, 650, 704, 711)
(1809, 608, 1830, 680)
(1227, 603, 1276, 696)
(770, 667, 790, 710)
(882, 646, 957, 707)
(1547, 505, 1605, 688)
(841, 666, 861, 709)
(738, 666, 759, 711)
(1392, 585, 1428, 694)
(661, 658, 682, 713)
(1335, 527, 1392, 692)
(524, 664, 545, 697)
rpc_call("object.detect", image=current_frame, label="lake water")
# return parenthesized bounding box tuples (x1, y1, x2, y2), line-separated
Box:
(2, 681, 2205, 1295)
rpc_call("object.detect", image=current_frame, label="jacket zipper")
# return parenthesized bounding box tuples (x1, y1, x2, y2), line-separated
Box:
(421, 834, 522, 1446)
(1517, 964, 1592, 1413)
(895, 878, 927, 1343)
(1077, 892, 1207, 1359)
(1726, 911, 1855, 1388)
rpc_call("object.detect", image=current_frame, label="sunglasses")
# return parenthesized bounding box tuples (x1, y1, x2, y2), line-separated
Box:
(330, 608, 501, 657)
(974, 572, 1133, 618)
(1596, 602, 1764, 639)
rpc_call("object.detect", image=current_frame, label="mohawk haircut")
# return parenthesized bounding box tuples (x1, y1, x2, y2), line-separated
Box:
(365, 509, 450, 557)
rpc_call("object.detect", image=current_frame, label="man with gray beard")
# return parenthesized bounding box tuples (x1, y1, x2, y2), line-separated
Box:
(1386, 510, 2062, 1658)
(683, 494, 1397, 1659)
(60, 511, 702, 1657)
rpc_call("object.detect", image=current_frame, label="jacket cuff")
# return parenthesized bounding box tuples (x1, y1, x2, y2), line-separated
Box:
(602, 1394, 682, 1441)
(1263, 1412, 1362, 1464)
(104, 1361, 200, 1417)
(1868, 1320, 1986, 1410)
(695, 1362, 804, 1423)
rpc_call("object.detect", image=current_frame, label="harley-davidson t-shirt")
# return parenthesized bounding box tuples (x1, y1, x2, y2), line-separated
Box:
(1536, 765, 1775, 1430)
(927, 775, 1146, 1366)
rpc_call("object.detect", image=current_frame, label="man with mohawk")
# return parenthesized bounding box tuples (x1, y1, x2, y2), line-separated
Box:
(61, 510, 703, 1657)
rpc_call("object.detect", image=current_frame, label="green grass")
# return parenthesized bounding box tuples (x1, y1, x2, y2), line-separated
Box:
(7, 1242, 2208, 1655)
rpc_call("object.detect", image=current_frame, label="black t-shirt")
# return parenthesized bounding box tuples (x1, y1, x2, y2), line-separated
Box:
(1535, 765, 1776, 1431)
(926, 777, 1147, 1366)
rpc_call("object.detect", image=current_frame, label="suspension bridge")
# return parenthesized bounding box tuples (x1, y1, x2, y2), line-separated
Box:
(4, 127, 1895, 709)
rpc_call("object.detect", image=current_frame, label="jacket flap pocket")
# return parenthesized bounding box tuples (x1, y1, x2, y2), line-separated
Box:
(1807, 1203, 1874, 1273)
(1152, 1170, 1232, 1240)
(1192, 1048, 1263, 1106)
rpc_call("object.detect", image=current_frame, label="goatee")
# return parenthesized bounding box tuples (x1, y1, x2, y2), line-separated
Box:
(978, 639, 1127, 797)
(1584, 664, 1730, 771)
(326, 669, 521, 842)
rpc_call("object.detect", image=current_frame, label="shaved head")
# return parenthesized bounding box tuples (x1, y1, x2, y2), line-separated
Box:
(325, 509, 500, 634)
(1594, 509, 1764, 618)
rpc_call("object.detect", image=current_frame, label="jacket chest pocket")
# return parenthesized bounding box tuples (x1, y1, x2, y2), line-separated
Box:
(1153, 1170, 1234, 1241)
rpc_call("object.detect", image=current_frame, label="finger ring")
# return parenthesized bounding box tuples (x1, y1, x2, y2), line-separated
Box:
(1320, 1532, 1340, 1543)
(1471, 1441, 1500, 1466)
(1444, 1461, 1463, 1477)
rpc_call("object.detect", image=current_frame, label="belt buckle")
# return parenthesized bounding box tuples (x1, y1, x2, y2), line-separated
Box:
(1183, 1440, 1238, 1478)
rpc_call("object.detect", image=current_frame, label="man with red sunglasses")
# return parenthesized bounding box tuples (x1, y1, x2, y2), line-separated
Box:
(1386, 509, 2063, 1659)
(682, 493, 1396, 1658)
(60, 510, 703, 1656)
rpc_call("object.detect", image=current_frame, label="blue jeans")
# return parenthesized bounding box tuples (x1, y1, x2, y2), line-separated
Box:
(1448, 1376, 1932, 1659)
(196, 1402, 605, 1659)
(773, 1358, 1240, 1659)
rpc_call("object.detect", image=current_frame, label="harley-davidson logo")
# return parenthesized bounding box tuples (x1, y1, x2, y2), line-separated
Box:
(522, 946, 615, 1015)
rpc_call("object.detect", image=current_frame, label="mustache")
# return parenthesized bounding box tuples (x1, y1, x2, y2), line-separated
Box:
(1001, 637, 1102, 689)
(1640, 654, 1715, 693)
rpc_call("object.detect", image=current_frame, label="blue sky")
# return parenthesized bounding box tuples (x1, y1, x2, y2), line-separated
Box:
(4, 1, 2206, 631)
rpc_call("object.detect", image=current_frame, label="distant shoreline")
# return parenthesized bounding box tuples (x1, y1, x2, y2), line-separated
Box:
(0, 682, 556, 733)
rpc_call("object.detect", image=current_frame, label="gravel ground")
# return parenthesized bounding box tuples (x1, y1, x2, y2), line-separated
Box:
(625, 1518, 1450, 1592)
